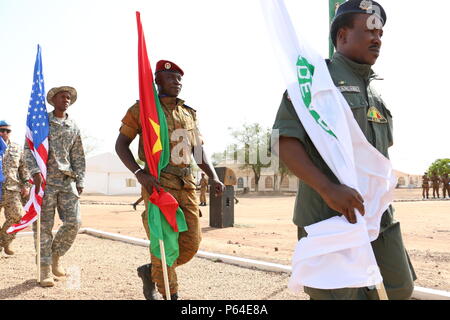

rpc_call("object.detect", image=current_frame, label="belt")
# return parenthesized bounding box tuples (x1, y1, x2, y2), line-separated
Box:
(161, 165, 192, 177)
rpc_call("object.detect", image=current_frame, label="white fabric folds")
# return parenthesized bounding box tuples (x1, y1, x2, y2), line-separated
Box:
(260, 0, 397, 290)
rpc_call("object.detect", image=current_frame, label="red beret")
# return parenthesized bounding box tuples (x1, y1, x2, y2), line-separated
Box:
(155, 60, 184, 76)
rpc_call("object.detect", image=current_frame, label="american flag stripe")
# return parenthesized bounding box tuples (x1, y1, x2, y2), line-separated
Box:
(7, 45, 48, 235)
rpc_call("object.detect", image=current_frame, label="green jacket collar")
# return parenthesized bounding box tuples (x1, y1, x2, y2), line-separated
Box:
(332, 52, 375, 80)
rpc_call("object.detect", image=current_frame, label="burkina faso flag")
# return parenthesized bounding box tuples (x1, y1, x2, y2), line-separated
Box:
(136, 11, 187, 267)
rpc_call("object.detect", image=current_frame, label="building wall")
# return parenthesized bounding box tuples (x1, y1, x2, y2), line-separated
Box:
(84, 171, 141, 195)
(234, 174, 298, 192)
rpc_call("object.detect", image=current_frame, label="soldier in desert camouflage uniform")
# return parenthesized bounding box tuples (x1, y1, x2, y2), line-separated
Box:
(25, 86, 85, 287)
(0, 120, 30, 255)
(198, 173, 208, 206)
(116, 60, 224, 300)
(430, 173, 441, 199)
(442, 173, 450, 199)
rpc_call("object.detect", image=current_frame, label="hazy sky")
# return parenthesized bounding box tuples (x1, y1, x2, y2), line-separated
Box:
(1, 0, 448, 174)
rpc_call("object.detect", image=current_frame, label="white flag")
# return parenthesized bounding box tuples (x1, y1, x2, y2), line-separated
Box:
(260, 0, 397, 290)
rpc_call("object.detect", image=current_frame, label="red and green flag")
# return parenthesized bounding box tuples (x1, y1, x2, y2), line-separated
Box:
(136, 12, 187, 267)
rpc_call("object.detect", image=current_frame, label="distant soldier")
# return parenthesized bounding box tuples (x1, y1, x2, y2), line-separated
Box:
(199, 172, 208, 206)
(25, 86, 85, 287)
(442, 173, 450, 199)
(0, 120, 30, 255)
(430, 173, 441, 199)
(421, 173, 430, 199)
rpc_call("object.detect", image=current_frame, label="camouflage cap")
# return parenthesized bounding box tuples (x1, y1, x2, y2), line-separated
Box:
(46, 86, 78, 107)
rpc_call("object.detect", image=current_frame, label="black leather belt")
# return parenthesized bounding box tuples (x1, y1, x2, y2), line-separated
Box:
(161, 165, 192, 177)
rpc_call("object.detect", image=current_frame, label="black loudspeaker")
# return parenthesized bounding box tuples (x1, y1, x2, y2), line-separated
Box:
(209, 185, 234, 228)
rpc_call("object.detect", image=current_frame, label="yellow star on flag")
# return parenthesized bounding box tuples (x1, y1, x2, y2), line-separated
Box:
(149, 117, 162, 154)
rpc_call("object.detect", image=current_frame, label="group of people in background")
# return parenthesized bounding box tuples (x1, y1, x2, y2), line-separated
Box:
(421, 172, 450, 199)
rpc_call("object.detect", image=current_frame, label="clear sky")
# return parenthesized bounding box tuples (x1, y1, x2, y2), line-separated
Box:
(1, 0, 448, 175)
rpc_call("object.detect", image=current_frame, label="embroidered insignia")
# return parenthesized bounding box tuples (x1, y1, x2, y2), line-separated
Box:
(359, 0, 372, 11)
(164, 62, 171, 70)
(367, 106, 387, 123)
(338, 86, 360, 93)
(338, 80, 346, 85)
(334, 2, 340, 14)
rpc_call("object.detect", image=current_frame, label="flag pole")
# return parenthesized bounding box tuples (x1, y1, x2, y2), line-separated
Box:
(37, 213, 41, 283)
(159, 239, 171, 300)
(376, 282, 388, 300)
(328, 0, 346, 59)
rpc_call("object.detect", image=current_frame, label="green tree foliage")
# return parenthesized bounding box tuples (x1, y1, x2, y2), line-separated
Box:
(229, 123, 272, 192)
(427, 158, 450, 176)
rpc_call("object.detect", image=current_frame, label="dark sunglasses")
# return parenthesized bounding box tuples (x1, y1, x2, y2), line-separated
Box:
(0, 128, 11, 133)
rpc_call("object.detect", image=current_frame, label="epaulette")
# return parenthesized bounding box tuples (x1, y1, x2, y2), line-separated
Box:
(182, 104, 196, 112)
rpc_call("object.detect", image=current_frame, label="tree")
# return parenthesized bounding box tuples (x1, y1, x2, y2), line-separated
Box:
(228, 123, 272, 192)
(275, 159, 292, 191)
(427, 158, 450, 176)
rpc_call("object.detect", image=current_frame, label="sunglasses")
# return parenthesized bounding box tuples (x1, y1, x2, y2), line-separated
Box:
(0, 128, 11, 133)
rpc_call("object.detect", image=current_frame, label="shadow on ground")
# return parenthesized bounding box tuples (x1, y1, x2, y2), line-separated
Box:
(0, 279, 37, 299)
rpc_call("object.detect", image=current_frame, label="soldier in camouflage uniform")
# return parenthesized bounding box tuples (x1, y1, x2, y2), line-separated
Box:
(0, 121, 30, 255)
(441, 173, 450, 199)
(273, 0, 415, 299)
(421, 173, 430, 199)
(25, 86, 85, 287)
(198, 173, 208, 206)
(116, 60, 224, 300)
(430, 173, 441, 199)
(442, 173, 450, 199)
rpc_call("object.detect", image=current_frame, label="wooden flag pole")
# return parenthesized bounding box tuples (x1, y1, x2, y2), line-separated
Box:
(36, 214, 41, 283)
(376, 282, 389, 300)
(159, 239, 171, 300)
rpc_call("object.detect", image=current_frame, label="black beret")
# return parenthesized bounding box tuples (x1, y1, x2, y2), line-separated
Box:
(331, 0, 387, 29)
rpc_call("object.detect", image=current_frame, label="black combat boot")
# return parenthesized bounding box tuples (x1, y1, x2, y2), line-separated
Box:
(163, 292, 179, 300)
(137, 264, 160, 300)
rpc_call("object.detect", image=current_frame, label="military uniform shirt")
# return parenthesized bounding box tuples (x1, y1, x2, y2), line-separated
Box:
(25, 112, 86, 188)
(1, 140, 30, 192)
(120, 96, 203, 190)
(273, 52, 394, 230)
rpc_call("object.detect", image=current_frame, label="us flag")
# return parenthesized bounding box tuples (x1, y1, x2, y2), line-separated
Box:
(7, 45, 49, 234)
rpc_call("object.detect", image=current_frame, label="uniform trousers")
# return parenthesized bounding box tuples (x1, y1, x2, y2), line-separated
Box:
(142, 186, 201, 296)
(32, 183, 81, 266)
(0, 190, 23, 247)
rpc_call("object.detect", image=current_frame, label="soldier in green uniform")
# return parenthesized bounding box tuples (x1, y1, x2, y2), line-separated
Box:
(0, 121, 30, 255)
(273, 0, 416, 299)
(115, 60, 224, 300)
(422, 173, 430, 199)
(25, 86, 86, 287)
(430, 173, 441, 198)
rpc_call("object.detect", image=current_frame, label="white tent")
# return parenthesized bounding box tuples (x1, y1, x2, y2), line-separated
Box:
(84, 152, 141, 195)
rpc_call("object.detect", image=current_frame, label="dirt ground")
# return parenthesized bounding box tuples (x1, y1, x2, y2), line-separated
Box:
(1, 188, 449, 299)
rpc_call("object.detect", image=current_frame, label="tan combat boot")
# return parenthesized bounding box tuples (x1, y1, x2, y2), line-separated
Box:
(4, 243, 15, 255)
(52, 255, 66, 277)
(40, 265, 55, 287)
